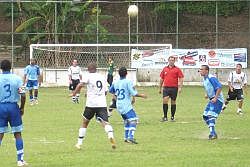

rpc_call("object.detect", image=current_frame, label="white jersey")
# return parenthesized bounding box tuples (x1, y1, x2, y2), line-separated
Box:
(68, 66, 82, 80)
(82, 72, 107, 107)
(228, 71, 247, 89)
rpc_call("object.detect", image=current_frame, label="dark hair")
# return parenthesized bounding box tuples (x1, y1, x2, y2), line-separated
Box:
(119, 67, 127, 77)
(201, 65, 209, 71)
(236, 63, 242, 68)
(1, 59, 11, 71)
(168, 56, 175, 60)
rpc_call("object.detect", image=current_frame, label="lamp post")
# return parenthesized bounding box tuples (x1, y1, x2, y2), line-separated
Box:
(128, 4, 138, 60)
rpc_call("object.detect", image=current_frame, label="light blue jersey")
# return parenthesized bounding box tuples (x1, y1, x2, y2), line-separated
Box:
(203, 74, 224, 103)
(110, 78, 137, 115)
(24, 64, 40, 80)
(0, 72, 23, 103)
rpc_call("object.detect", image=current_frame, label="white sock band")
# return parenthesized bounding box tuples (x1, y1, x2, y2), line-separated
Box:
(104, 124, 114, 139)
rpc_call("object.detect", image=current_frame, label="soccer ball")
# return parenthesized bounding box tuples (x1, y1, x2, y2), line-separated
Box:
(128, 5, 138, 17)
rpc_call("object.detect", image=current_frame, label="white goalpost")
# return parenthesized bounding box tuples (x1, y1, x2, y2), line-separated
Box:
(30, 43, 172, 86)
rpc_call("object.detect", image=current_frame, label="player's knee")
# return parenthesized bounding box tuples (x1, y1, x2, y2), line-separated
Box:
(104, 124, 113, 133)
(202, 115, 208, 121)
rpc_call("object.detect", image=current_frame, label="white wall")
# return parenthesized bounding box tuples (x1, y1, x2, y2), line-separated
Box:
(13, 68, 137, 87)
(12, 68, 249, 87)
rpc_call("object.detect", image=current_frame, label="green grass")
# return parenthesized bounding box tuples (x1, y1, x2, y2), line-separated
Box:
(1, 86, 250, 167)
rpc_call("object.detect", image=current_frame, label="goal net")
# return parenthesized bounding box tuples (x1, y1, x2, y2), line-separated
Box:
(30, 44, 172, 69)
(30, 44, 172, 86)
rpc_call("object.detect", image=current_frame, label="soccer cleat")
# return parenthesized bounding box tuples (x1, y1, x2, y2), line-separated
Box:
(127, 139, 138, 144)
(237, 110, 243, 115)
(108, 111, 112, 117)
(170, 117, 175, 122)
(17, 160, 28, 166)
(110, 138, 116, 149)
(160, 117, 168, 122)
(222, 104, 227, 111)
(124, 139, 129, 143)
(208, 134, 218, 140)
(34, 99, 38, 105)
(72, 97, 78, 104)
(30, 101, 34, 106)
(75, 143, 82, 150)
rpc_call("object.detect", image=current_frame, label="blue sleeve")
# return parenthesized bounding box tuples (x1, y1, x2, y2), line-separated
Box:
(208, 77, 222, 91)
(109, 84, 115, 94)
(36, 66, 40, 75)
(128, 81, 137, 96)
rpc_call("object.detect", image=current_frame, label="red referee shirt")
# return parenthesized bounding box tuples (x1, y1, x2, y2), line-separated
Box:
(160, 65, 184, 87)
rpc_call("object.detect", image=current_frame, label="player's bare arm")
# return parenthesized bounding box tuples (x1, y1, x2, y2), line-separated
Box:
(159, 79, 163, 94)
(178, 77, 184, 93)
(211, 88, 222, 103)
(20, 95, 26, 116)
(135, 93, 147, 99)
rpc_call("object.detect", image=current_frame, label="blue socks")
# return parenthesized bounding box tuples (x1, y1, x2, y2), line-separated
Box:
(203, 115, 216, 135)
(128, 122, 137, 140)
(124, 122, 129, 140)
(124, 121, 137, 140)
(16, 138, 24, 161)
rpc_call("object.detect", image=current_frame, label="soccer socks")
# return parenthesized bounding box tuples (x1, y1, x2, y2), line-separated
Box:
(207, 116, 216, 135)
(0, 139, 2, 146)
(15, 138, 24, 161)
(29, 95, 33, 102)
(171, 104, 176, 119)
(77, 128, 86, 145)
(124, 122, 130, 140)
(76, 93, 80, 102)
(128, 122, 137, 140)
(203, 115, 217, 136)
(104, 124, 114, 139)
(163, 104, 168, 118)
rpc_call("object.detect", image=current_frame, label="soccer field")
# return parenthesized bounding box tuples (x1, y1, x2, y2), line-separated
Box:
(1, 86, 250, 167)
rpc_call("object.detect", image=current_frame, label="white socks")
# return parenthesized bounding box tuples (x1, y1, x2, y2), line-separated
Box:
(104, 124, 114, 139)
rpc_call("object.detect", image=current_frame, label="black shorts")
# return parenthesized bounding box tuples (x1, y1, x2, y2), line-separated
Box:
(69, 79, 80, 91)
(163, 87, 178, 100)
(82, 107, 109, 122)
(107, 74, 113, 86)
(227, 88, 244, 101)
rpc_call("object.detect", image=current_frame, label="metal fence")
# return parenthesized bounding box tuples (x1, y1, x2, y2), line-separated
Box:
(0, 0, 249, 67)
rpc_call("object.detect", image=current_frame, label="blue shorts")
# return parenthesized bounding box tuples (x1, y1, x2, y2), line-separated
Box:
(0, 103, 23, 133)
(26, 80, 39, 90)
(203, 100, 223, 118)
(121, 109, 138, 122)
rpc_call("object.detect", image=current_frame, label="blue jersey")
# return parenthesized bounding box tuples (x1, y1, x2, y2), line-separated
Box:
(203, 74, 224, 103)
(110, 78, 137, 115)
(0, 72, 23, 103)
(24, 64, 40, 80)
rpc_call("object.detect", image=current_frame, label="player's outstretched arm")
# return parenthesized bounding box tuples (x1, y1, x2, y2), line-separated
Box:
(135, 93, 147, 99)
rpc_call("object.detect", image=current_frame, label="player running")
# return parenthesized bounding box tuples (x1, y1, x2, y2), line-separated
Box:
(72, 63, 116, 149)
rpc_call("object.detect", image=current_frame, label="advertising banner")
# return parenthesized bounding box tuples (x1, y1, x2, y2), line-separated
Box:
(131, 48, 247, 69)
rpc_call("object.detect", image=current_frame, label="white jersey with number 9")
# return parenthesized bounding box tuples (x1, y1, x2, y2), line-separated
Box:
(81, 72, 107, 107)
